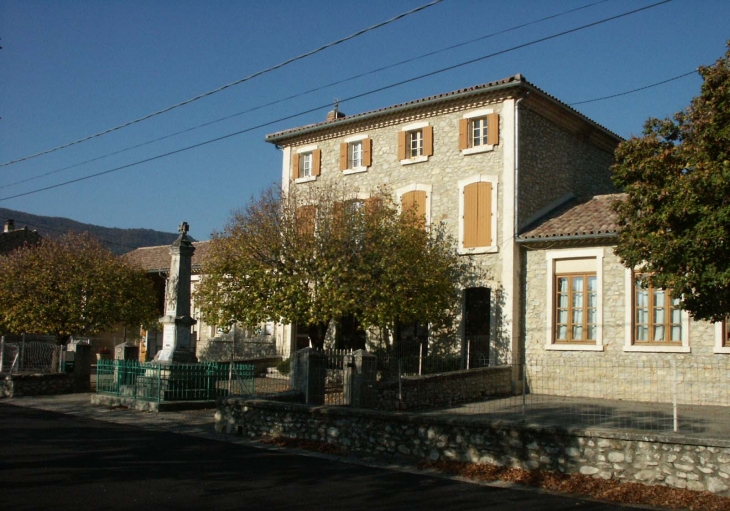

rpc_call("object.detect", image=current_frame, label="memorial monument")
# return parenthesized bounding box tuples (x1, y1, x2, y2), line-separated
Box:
(156, 221, 197, 363)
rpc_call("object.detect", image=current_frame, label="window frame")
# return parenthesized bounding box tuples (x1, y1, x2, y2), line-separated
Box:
(713, 317, 730, 354)
(623, 269, 690, 353)
(292, 144, 320, 184)
(341, 134, 371, 175)
(460, 109, 499, 155)
(457, 174, 498, 255)
(398, 121, 432, 165)
(554, 272, 598, 344)
(545, 249, 604, 351)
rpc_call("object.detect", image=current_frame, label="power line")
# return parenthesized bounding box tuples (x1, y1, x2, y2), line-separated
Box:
(0, 0, 444, 169)
(0, 0, 672, 204)
(0, 0, 613, 192)
(569, 70, 697, 105)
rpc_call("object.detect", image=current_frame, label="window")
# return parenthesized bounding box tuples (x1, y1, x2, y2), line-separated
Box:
(457, 175, 498, 253)
(633, 275, 682, 344)
(623, 270, 689, 352)
(398, 123, 433, 163)
(555, 273, 597, 342)
(545, 250, 604, 351)
(291, 147, 320, 181)
(401, 190, 427, 224)
(296, 204, 316, 238)
(459, 110, 499, 154)
(339, 135, 371, 173)
(715, 317, 730, 353)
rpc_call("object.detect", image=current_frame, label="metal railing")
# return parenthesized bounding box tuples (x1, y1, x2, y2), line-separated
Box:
(96, 360, 254, 403)
(1, 335, 59, 374)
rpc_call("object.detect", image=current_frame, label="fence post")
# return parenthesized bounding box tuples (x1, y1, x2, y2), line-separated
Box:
(522, 362, 527, 423)
(0, 335, 4, 372)
(20, 333, 26, 371)
(466, 338, 471, 370)
(418, 343, 423, 376)
(672, 359, 678, 433)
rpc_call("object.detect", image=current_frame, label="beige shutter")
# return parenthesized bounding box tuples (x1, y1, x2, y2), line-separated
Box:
(312, 149, 321, 176)
(458, 118, 469, 150)
(463, 184, 479, 248)
(401, 191, 415, 212)
(476, 182, 492, 247)
(397, 131, 407, 160)
(362, 138, 372, 167)
(292, 153, 300, 180)
(487, 113, 499, 146)
(413, 190, 427, 220)
(423, 126, 433, 156)
(339, 143, 348, 170)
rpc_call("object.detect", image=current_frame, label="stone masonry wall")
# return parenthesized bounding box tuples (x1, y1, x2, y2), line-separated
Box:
(523, 245, 729, 405)
(216, 399, 730, 495)
(1, 373, 75, 398)
(375, 366, 513, 411)
(517, 108, 617, 228)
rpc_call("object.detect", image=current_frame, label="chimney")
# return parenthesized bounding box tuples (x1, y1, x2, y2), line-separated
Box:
(4, 219, 14, 233)
(326, 99, 345, 121)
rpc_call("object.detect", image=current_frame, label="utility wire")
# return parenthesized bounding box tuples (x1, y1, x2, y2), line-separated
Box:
(0, 0, 672, 203)
(0, 0, 612, 192)
(0, 0, 444, 169)
(569, 69, 697, 105)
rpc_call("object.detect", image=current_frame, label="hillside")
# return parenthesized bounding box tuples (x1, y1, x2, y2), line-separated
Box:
(0, 207, 185, 255)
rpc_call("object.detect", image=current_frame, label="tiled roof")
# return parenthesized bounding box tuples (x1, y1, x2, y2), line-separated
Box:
(0, 228, 42, 255)
(519, 194, 626, 241)
(123, 240, 210, 273)
(265, 74, 621, 143)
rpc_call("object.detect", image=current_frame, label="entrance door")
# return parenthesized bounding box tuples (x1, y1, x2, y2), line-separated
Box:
(464, 287, 490, 367)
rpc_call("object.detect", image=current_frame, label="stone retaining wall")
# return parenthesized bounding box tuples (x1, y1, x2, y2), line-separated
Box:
(1, 373, 75, 398)
(376, 366, 513, 411)
(216, 398, 730, 496)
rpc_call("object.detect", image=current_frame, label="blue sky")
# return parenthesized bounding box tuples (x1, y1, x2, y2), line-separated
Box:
(1, 0, 728, 241)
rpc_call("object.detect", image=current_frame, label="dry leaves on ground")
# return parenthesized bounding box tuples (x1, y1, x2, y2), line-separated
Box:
(260, 437, 730, 511)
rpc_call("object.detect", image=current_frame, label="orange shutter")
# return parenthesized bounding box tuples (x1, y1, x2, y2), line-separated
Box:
(458, 118, 469, 150)
(487, 113, 499, 146)
(397, 131, 407, 160)
(423, 126, 433, 156)
(312, 149, 321, 176)
(476, 182, 492, 247)
(463, 184, 479, 248)
(339, 143, 348, 171)
(297, 205, 316, 238)
(292, 153, 300, 180)
(413, 190, 427, 220)
(401, 191, 415, 213)
(362, 138, 372, 167)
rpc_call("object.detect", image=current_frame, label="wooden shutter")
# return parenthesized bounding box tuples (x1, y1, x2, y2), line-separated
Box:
(292, 153, 300, 180)
(463, 182, 492, 248)
(339, 143, 348, 170)
(362, 138, 372, 167)
(312, 149, 321, 176)
(397, 131, 407, 160)
(487, 113, 499, 145)
(297, 205, 316, 238)
(402, 190, 427, 221)
(423, 126, 433, 156)
(458, 118, 469, 150)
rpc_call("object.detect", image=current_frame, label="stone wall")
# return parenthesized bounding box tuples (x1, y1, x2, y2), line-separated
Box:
(523, 245, 730, 405)
(375, 366, 513, 411)
(1, 373, 75, 398)
(215, 398, 730, 496)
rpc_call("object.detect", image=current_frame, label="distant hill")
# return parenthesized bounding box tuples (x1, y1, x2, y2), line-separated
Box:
(0, 207, 187, 255)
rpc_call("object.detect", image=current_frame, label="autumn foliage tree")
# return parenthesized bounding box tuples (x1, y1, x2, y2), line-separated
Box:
(195, 185, 466, 348)
(0, 232, 159, 344)
(612, 42, 730, 321)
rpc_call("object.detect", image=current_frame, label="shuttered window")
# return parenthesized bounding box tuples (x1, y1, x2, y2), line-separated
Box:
(292, 149, 320, 180)
(401, 190, 427, 223)
(459, 113, 499, 151)
(340, 138, 371, 170)
(398, 126, 433, 160)
(462, 182, 492, 248)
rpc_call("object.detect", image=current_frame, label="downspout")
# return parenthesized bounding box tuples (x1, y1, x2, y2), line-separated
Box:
(514, 94, 527, 237)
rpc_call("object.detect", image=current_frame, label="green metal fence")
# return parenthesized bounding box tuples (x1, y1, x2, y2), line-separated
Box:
(96, 360, 255, 403)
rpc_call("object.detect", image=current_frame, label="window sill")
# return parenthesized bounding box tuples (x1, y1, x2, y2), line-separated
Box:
(623, 344, 690, 353)
(294, 176, 317, 184)
(546, 342, 604, 352)
(714, 346, 730, 354)
(400, 156, 429, 165)
(458, 245, 498, 255)
(461, 145, 494, 156)
(343, 166, 368, 175)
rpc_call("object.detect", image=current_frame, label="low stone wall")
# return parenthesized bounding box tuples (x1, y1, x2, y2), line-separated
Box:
(376, 366, 513, 411)
(1, 373, 75, 398)
(216, 398, 730, 496)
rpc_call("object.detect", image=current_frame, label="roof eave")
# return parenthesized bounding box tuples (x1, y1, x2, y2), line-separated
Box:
(516, 232, 618, 244)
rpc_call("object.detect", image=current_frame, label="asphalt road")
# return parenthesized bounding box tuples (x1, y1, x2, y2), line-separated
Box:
(0, 402, 640, 511)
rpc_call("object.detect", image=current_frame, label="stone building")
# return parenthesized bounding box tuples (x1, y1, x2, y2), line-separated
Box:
(264, 74, 728, 400)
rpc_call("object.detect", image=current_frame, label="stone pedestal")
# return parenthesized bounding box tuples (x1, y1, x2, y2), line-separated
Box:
(291, 347, 325, 405)
(156, 222, 198, 364)
(343, 350, 377, 408)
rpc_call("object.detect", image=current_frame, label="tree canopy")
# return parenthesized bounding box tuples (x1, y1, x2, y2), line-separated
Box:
(612, 42, 730, 322)
(0, 232, 159, 344)
(195, 184, 467, 348)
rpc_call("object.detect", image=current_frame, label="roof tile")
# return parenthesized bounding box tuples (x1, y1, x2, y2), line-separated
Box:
(519, 194, 625, 240)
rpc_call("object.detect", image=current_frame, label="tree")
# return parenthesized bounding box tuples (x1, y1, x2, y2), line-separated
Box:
(195, 184, 466, 348)
(0, 232, 159, 344)
(612, 42, 730, 322)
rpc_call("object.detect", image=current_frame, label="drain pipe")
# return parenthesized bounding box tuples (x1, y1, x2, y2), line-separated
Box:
(514, 93, 527, 238)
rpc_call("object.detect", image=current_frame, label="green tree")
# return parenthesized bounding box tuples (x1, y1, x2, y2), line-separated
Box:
(195, 184, 465, 348)
(0, 232, 159, 344)
(612, 42, 730, 322)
